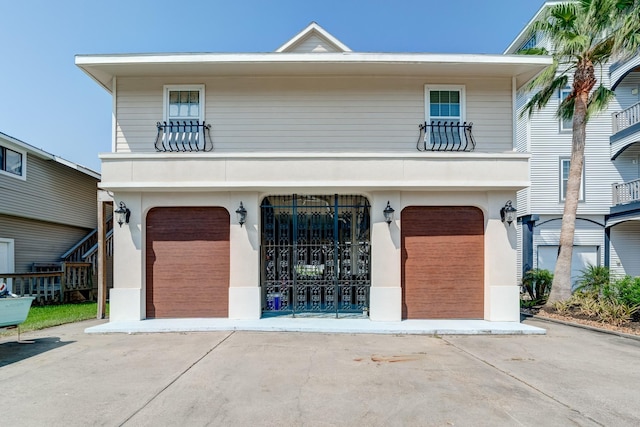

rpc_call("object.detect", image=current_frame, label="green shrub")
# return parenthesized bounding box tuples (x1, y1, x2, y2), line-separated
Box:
(521, 269, 553, 305)
(609, 276, 640, 321)
(575, 265, 610, 293)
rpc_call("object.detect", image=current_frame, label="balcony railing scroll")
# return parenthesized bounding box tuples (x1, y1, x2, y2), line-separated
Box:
(612, 179, 640, 206)
(417, 121, 476, 152)
(155, 121, 213, 152)
(612, 101, 640, 135)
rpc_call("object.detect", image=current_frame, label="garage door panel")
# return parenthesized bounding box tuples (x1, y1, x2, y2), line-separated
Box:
(402, 206, 484, 319)
(146, 207, 230, 318)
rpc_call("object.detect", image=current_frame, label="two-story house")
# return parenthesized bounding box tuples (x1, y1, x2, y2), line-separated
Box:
(77, 23, 550, 323)
(0, 131, 100, 289)
(506, 1, 640, 285)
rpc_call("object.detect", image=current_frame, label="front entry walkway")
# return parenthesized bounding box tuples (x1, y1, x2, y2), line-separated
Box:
(85, 318, 545, 335)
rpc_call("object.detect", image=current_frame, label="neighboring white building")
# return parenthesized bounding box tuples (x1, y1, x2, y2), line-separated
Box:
(77, 23, 550, 323)
(506, 2, 640, 285)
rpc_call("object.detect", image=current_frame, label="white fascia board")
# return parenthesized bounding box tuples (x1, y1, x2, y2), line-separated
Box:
(275, 22, 352, 52)
(76, 51, 551, 67)
(0, 131, 100, 179)
(503, 1, 567, 54)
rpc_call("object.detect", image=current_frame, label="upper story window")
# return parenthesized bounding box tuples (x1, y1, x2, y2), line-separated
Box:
(425, 85, 466, 146)
(0, 145, 24, 179)
(163, 85, 205, 123)
(519, 34, 537, 51)
(560, 158, 584, 202)
(560, 88, 573, 132)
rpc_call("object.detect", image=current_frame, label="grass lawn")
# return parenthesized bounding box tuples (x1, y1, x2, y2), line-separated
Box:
(0, 302, 108, 337)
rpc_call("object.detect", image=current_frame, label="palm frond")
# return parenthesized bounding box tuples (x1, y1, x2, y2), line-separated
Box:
(558, 93, 575, 121)
(587, 85, 615, 118)
(522, 75, 569, 118)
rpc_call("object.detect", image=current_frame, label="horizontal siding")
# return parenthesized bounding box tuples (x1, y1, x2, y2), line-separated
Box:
(525, 64, 623, 216)
(610, 221, 640, 277)
(0, 154, 98, 228)
(0, 214, 91, 273)
(116, 76, 515, 154)
(532, 215, 605, 270)
(288, 34, 340, 53)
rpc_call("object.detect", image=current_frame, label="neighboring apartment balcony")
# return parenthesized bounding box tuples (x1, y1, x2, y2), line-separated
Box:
(610, 179, 640, 223)
(612, 179, 640, 207)
(98, 151, 529, 193)
(611, 101, 640, 160)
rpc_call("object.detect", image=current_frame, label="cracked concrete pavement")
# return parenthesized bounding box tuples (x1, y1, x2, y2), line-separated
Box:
(1, 318, 639, 426)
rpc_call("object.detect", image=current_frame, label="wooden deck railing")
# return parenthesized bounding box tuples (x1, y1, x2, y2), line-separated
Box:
(612, 178, 640, 206)
(0, 262, 93, 303)
(612, 101, 640, 135)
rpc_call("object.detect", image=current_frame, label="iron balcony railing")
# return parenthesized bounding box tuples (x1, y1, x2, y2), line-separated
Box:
(612, 178, 640, 206)
(155, 121, 213, 152)
(416, 121, 476, 152)
(612, 101, 640, 135)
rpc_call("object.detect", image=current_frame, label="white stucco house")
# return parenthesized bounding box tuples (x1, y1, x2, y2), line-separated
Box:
(76, 23, 550, 323)
(506, 2, 640, 285)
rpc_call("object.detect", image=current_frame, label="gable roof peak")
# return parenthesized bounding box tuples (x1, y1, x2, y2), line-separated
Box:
(276, 22, 352, 53)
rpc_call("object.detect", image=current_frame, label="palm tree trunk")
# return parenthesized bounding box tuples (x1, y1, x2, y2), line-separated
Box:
(546, 62, 594, 305)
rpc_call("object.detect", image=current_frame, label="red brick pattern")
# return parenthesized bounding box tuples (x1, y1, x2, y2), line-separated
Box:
(145, 207, 230, 318)
(401, 206, 484, 319)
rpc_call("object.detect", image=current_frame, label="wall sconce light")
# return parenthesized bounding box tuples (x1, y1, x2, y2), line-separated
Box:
(383, 201, 395, 225)
(236, 201, 247, 227)
(114, 201, 131, 227)
(500, 200, 517, 226)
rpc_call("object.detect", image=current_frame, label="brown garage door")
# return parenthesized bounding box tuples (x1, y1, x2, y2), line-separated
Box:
(146, 207, 229, 318)
(401, 206, 484, 319)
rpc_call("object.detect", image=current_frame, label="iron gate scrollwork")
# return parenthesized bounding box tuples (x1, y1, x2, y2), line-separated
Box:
(261, 195, 371, 317)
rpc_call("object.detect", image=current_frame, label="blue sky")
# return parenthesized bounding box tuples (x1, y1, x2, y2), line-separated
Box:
(0, 0, 543, 173)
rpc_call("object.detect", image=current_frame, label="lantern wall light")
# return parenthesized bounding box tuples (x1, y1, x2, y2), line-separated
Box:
(114, 201, 131, 227)
(383, 201, 395, 225)
(236, 201, 247, 227)
(500, 200, 517, 226)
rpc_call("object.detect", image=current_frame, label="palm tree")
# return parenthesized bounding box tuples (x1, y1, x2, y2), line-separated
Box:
(520, 0, 640, 304)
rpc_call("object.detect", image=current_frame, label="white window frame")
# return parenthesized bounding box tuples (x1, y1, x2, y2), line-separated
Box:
(163, 85, 205, 123)
(559, 88, 573, 132)
(0, 144, 26, 181)
(560, 157, 585, 202)
(424, 85, 466, 145)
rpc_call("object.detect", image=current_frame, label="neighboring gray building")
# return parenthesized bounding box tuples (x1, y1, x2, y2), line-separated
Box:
(506, 1, 640, 284)
(0, 131, 100, 276)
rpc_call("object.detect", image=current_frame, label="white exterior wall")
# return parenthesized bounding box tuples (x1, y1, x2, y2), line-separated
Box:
(115, 76, 515, 154)
(108, 188, 521, 322)
(610, 221, 640, 278)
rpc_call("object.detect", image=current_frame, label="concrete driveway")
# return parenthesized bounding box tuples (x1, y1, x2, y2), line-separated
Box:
(1, 318, 639, 426)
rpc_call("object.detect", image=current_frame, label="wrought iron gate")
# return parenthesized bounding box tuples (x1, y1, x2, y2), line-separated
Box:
(261, 195, 371, 317)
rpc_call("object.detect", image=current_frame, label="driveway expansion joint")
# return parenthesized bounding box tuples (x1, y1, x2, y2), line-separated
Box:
(442, 337, 605, 427)
(117, 331, 235, 426)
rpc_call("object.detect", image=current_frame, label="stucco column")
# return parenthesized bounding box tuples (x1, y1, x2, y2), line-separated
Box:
(484, 192, 519, 321)
(369, 193, 401, 321)
(229, 193, 261, 319)
(109, 192, 144, 321)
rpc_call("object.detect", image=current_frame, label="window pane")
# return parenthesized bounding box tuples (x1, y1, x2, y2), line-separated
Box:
(169, 91, 179, 104)
(190, 91, 199, 103)
(169, 105, 179, 117)
(450, 105, 460, 116)
(5, 148, 22, 175)
(441, 105, 450, 116)
(190, 104, 199, 117)
(180, 91, 189, 103)
(450, 91, 459, 103)
(430, 92, 439, 103)
(179, 104, 189, 116)
(430, 104, 440, 117)
(0, 148, 4, 171)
